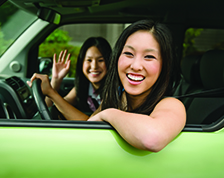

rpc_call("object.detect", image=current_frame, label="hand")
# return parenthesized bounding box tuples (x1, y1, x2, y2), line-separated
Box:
(52, 50, 71, 80)
(27, 73, 53, 96)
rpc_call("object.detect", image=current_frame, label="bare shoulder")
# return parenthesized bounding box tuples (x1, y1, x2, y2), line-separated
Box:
(156, 97, 185, 110)
(151, 97, 186, 125)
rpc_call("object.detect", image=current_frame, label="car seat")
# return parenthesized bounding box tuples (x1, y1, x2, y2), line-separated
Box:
(183, 50, 224, 124)
(173, 54, 203, 108)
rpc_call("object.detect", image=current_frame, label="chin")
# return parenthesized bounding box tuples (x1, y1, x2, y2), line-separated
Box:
(124, 88, 142, 96)
(124, 86, 151, 97)
(90, 79, 102, 84)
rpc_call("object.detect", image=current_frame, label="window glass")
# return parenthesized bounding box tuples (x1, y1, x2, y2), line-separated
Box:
(0, 1, 37, 56)
(183, 28, 224, 57)
(38, 23, 126, 77)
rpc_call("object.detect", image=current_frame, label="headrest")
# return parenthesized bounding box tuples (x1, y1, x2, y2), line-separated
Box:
(181, 55, 201, 84)
(200, 50, 224, 89)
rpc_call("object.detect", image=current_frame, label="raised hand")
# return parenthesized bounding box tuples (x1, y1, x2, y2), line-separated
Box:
(52, 50, 71, 80)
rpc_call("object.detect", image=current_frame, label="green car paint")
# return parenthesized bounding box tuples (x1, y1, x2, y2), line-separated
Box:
(1, 127, 224, 178)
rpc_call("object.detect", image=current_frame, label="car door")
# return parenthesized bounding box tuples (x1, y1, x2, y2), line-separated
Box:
(1, 121, 224, 177)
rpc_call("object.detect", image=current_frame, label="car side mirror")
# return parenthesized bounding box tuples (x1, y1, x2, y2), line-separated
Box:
(38, 57, 52, 75)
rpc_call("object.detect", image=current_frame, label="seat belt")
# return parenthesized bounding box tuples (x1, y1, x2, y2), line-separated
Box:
(174, 87, 224, 99)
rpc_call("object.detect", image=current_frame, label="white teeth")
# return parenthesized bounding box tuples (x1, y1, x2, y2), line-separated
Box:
(127, 74, 144, 81)
(91, 72, 100, 74)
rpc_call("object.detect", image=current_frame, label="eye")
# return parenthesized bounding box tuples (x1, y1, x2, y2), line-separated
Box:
(145, 55, 156, 60)
(86, 58, 92, 62)
(98, 58, 105, 62)
(123, 52, 134, 57)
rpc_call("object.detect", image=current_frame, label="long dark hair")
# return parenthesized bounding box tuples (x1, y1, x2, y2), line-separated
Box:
(101, 19, 180, 115)
(75, 37, 112, 112)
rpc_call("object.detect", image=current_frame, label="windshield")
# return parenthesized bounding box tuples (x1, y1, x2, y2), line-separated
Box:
(0, 1, 37, 56)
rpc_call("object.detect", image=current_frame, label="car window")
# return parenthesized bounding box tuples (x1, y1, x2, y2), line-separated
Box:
(183, 28, 224, 57)
(38, 23, 126, 77)
(178, 27, 224, 126)
(0, 1, 37, 56)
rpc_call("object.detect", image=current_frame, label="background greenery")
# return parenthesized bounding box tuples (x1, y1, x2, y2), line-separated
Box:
(182, 28, 203, 57)
(38, 29, 81, 78)
(0, 25, 13, 55)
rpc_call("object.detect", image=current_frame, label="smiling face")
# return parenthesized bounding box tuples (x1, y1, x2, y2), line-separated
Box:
(82, 46, 107, 89)
(118, 30, 162, 99)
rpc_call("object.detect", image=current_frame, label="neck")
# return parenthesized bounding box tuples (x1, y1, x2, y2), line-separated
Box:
(91, 82, 100, 91)
(126, 90, 151, 111)
(127, 95, 143, 111)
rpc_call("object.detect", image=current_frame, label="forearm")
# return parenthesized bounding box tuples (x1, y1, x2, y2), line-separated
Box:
(88, 98, 185, 152)
(99, 108, 176, 152)
(99, 109, 157, 151)
(50, 77, 63, 91)
(48, 89, 89, 121)
(45, 77, 62, 107)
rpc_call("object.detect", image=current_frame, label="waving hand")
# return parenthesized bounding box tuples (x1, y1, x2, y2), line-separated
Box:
(52, 50, 71, 80)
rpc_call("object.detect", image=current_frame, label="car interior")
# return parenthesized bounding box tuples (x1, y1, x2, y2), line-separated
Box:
(175, 50, 224, 131)
(1, 0, 224, 132)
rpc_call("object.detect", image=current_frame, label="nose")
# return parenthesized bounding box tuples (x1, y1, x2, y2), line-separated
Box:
(130, 57, 143, 71)
(91, 59, 98, 69)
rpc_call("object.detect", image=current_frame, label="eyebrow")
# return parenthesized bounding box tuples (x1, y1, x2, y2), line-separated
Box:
(124, 45, 159, 53)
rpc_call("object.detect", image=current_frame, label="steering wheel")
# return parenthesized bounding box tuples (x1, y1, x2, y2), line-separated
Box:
(32, 79, 52, 120)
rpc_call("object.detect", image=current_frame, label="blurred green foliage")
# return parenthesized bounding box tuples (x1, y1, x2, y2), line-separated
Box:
(183, 28, 203, 57)
(0, 25, 13, 55)
(44, 29, 71, 43)
(39, 29, 81, 77)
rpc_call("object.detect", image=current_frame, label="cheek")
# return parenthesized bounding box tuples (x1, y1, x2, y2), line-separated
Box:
(118, 56, 126, 72)
(100, 62, 107, 72)
(118, 57, 128, 82)
(82, 62, 89, 72)
(146, 61, 162, 76)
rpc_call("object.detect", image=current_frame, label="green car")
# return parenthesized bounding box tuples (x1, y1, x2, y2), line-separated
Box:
(1, 0, 224, 177)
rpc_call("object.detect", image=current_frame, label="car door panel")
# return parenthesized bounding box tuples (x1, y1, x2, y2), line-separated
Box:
(1, 126, 224, 177)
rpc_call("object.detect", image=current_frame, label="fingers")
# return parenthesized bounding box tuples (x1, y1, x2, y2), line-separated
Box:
(28, 73, 52, 96)
(30, 73, 38, 83)
(65, 59, 71, 70)
(58, 51, 64, 62)
(65, 53, 71, 63)
(55, 50, 71, 63)
(29, 73, 48, 83)
(26, 81, 32, 87)
(53, 53, 57, 64)
(61, 50, 67, 63)
(27, 73, 41, 87)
